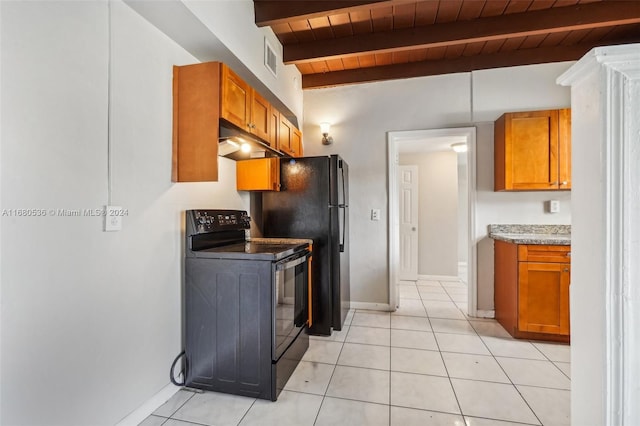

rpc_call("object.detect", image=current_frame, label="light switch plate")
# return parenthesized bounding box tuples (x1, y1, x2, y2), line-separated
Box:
(104, 206, 123, 231)
(549, 200, 560, 213)
(371, 208, 380, 221)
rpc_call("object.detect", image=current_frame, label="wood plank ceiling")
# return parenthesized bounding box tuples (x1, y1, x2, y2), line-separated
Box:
(253, 0, 640, 89)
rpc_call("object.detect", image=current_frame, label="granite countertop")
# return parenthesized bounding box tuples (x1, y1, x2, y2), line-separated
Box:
(488, 224, 571, 245)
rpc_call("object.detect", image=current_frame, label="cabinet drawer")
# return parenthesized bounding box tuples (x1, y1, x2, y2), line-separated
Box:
(518, 245, 571, 263)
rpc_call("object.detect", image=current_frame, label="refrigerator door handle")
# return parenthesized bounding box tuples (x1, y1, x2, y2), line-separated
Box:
(339, 206, 346, 252)
(339, 163, 347, 253)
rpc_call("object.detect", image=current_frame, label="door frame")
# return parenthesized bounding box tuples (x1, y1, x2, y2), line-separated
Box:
(388, 127, 478, 316)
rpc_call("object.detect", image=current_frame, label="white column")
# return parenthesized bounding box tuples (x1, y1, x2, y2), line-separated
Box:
(558, 44, 640, 426)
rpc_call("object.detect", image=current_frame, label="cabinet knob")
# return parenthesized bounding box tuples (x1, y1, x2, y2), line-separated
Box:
(563, 268, 569, 272)
(550, 181, 558, 185)
(566, 251, 571, 257)
(561, 181, 568, 185)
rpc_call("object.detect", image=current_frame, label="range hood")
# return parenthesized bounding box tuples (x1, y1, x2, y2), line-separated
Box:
(218, 123, 284, 161)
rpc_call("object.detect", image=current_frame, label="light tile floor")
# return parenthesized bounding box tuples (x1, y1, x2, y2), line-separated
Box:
(140, 279, 570, 426)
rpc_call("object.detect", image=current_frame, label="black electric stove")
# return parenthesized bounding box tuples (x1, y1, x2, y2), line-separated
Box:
(181, 209, 311, 401)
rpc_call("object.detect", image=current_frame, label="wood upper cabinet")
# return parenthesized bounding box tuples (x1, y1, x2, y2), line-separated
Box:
(279, 114, 303, 157)
(494, 241, 571, 342)
(173, 61, 303, 182)
(220, 64, 251, 132)
(268, 106, 279, 149)
(172, 62, 221, 182)
(236, 158, 280, 191)
(250, 90, 271, 142)
(220, 64, 272, 142)
(494, 109, 571, 191)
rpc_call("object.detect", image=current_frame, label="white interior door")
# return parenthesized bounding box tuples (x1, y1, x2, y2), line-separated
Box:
(399, 165, 418, 281)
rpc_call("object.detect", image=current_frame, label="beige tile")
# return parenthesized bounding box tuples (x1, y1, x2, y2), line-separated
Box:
(391, 329, 438, 351)
(301, 339, 343, 364)
(554, 361, 571, 378)
(420, 291, 453, 302)
(338, 343, 390, 370)
(429, 318, 476, 335)
(344, 309, 355, 325)
(517, 385, 570, 426)
(153, 390, 194, 417)
(390, 371, 460, 414)
(315, 397, 390, 426)
(163, 420, 209, 426)
(464, 417, 539, 426)
(173, 391, 255, 426)
(496, 357, 571, 390)
(284, 361, 335, 395)
(469, 320, 512, 338)
(391, 406, 465, 426)
(310, 325, 349, 342)
(480, 336, 546, 360)
(532, 341, 571, 362)
(399, 285, 421, 299)
(435, 333, 491, 355)
(417, 280, 442, 287)
(441, 352, 510, 383)
(441, 281, 466, 288)
(392, 299, 427, 317)
(391, 347, 447, 376)
(451, 379, 539, 425)
(391, 315, 431, 331)
(352, 311, 391, 328)
(138, 415, 168, 426)
(346, 325, 390, 346)
(424, 301, 467, 320)
(326, 365, 390, 404)
(238, 390, 322, 426)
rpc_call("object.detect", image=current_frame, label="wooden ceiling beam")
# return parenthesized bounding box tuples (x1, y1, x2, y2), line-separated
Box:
(301, 37, 640, 88)
(285, 2, 640, 64)
(254, 0, 395, 27)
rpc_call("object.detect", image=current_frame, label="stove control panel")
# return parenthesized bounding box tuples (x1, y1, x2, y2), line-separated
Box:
(188, 210, 250, 234)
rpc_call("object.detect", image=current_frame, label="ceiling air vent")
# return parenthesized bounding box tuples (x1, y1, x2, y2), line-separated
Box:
(264, 38, 277, 77)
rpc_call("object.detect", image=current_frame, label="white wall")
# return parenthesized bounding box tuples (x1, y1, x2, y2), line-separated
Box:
(457, 160, 468, 264)
(400, 151, 459, 276)
(303, 62, 573, 308)
(0, 0, 304, 424)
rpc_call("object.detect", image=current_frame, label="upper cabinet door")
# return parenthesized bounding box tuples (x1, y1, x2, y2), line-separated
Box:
(291, 128, 303, 157)
(558, 108, 571, 190)
(494, 109, 571, 191)
(220, 64, 250, 131)
(250, 90, 270, 142)
(279, 114, 293, 155)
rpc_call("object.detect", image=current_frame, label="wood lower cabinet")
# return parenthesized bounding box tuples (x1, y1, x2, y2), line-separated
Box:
(494, 108, 571, 191)
(236, 158, 280, 191)
(495, 240, 571, 342)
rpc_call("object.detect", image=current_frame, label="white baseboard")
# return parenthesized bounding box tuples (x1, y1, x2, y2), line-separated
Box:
(474, 310, 495, 319)
(457, 262, 468, 283)
(418, 274, 460, 282)
(116, 382, 180, 426)
(350, 302, 392, 312)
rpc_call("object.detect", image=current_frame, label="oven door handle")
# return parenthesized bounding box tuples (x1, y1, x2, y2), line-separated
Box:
(275, 250, 310, 270)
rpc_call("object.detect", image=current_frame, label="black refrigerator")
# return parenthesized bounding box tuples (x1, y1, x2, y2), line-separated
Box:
(262, 155, 350, 335)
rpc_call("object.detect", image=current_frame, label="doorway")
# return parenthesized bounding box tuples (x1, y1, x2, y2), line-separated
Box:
(388, 127, 477, 316)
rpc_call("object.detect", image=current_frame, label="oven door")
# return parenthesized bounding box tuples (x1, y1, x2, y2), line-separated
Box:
(273, 249, 310, 361)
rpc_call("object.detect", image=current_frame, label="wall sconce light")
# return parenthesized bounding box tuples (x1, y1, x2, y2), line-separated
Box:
(451, 142, 468, 153)
(320, 122, 334, 145)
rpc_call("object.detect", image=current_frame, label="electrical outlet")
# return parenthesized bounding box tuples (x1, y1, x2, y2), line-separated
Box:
(549, 200, 560, 214)
(371, 208, 380, 221)
(104, 206, 123, 231)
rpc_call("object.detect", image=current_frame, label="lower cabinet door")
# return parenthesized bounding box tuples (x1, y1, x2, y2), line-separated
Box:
(518, 262, 570, 335)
